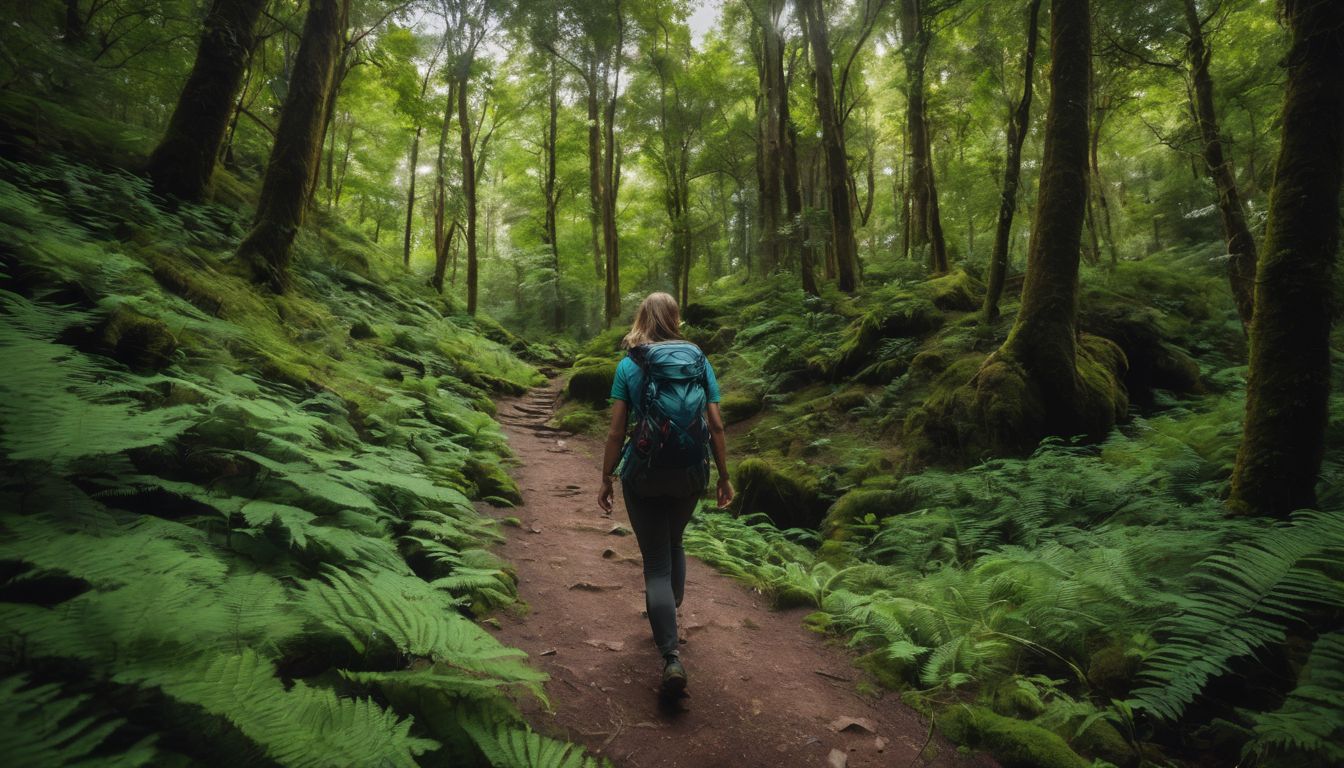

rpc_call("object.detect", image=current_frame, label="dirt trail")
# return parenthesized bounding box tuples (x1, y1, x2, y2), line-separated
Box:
(483, 379, 994, 768)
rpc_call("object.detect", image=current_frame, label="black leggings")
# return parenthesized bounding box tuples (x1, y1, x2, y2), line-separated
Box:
(622, 487, 697, 657)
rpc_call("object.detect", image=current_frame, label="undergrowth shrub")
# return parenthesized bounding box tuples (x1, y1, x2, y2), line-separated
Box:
(0, 153, 601, 766)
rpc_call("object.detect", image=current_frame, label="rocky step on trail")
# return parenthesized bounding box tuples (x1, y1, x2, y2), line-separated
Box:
(479, 378, 996, 768)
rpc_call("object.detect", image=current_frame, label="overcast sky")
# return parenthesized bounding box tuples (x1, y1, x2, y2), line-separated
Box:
(688, 0, 723, 46)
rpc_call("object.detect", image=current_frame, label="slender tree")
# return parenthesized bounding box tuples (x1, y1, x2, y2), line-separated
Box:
(983, 0, 1042, 322)
(798, 0, 858, 292)
(431, 78, 459, 294)
(403, 43, 445, 268)
(601, 3, 626, 325)
(145, 0, 268, 201)
(1229, 0, 1344, 517)
(236, 0, 350, 291)
(1182, 0, 1257, 328)
(541, 56, 565, 330)
(899, 0, 949, 273)
(459, 71, 480, 314)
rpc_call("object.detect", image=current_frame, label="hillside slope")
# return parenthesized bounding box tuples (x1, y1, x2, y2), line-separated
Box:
(0, 99, 602, 766)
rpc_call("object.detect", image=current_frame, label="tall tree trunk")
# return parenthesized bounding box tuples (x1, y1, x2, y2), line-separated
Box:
(984, 0, 1042, 322)
(586, 65, 605, 282)
(146, 0, 267, 201)
(1183, 0, 1257, 329)
(602, 11, 625, 325)
(900, 0, 948, 273)
(236, 0, 349, 291)
(459, 74, 479, 315)
(432, 220, 458, 294)
(431, 80, 456, 294)
(799, 0, 858, 292)
(402, 126, 422, 267)
(756, 0, 786, 273)
(64, 0, 85, 45)
(1230, 0, 1344, 518)
(544, 58, 564, 331)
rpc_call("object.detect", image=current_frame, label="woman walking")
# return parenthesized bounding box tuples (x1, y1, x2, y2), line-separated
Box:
(597, 292, 734, 698)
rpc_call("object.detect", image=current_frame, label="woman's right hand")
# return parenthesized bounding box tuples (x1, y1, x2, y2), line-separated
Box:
(716, 476, 735, 509)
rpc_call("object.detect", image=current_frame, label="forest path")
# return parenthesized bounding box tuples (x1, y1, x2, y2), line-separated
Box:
(482, 378, 995, 768)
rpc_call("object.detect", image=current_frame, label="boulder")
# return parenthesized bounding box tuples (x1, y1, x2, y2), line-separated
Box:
(924, 270, 985, 312)
(1080, 302, 1203, 403)
(718, 391, 763, 424)
(731, 458, 827, 530)
(834, 298, 942, 377)
(821, 487, 917, 539)
(565, 362, 617, 407)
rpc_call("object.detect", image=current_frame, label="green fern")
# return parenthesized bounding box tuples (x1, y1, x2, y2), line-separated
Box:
(0, 676, 159, 767)
(1130, 509, 1344, 722)
(1244, 632, 1344, 763)
(462, 716, 613, 768)
(127, 650, 439, 768)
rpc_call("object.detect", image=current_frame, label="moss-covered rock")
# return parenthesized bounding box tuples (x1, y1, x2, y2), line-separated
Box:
(565, 362, 617, 407)
(907, 335, 1128, 465)
(86, 304, 178, 372)
(551, 403, 604, 435)
(349, 319, 376, 339)
(924, 269, 985, 311)
(731, 458, 827, 529)
(1081, 302, 1203, 403)
(571, 355, 618, 369)
(682, 301, 724, 328)
(821, 487, 917, 539)
(718, 391, 763, 424)
(834, 298, 943, 377)
(1073, 718, 1138, 768)
(1086, 642, 1140, 699)
(936, 706, 1090, 768)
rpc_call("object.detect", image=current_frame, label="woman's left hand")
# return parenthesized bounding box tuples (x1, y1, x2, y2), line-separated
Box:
(598, 476, 614, 513)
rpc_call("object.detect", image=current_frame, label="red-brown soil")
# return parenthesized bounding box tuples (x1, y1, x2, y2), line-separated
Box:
(483, 379, 996, 768)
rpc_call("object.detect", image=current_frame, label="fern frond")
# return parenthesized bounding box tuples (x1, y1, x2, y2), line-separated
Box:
(461, 716, 613, 768)
(126, 650, 439, 768)
(1131, 509, 1344, 722)
(0, 675, 159, 767)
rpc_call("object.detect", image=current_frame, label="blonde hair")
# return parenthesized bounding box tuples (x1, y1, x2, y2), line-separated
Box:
(622, 292, 683, 348)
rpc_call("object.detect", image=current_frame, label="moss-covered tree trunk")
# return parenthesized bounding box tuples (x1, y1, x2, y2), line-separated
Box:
(1183, 0, 1257, 329)
(983, 0, 1042, 322)
(145, 0, 267, 201)
(900, 0, 948, 274)
(1229, 0, 1344, 518)
(999, 0, 1098, 429)
(910, 0, 1127, 464)
(799, 0, 858, 293)
(235, 0, 348, 291)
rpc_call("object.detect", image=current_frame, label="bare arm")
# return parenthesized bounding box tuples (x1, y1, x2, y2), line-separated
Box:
(706, 403, 734, 509)
(598, 399, 628, 513)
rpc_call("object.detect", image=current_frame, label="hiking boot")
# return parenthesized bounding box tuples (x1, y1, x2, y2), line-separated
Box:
(661, 655, 687, 695)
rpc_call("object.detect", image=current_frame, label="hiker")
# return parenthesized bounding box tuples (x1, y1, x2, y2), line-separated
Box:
(597, 292, 734, 698)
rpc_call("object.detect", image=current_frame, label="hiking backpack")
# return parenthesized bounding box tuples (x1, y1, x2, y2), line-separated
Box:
(618, 341, 711, 497)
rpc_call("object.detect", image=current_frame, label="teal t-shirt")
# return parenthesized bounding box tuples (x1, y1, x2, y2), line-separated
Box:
(609, 354, 721, 412)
